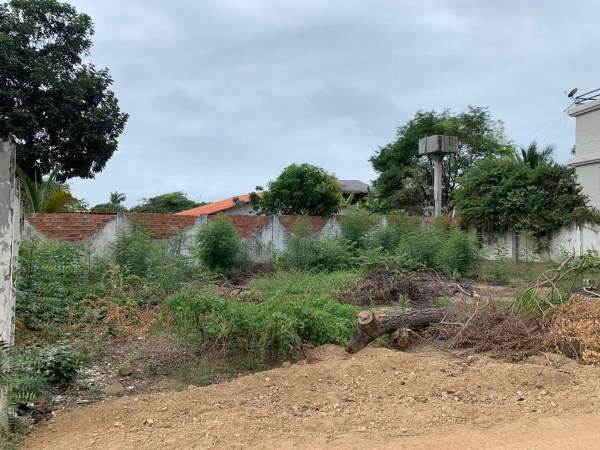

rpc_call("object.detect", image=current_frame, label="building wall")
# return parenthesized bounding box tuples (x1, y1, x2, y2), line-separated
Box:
(221, 203, 256, 215)
(568, 99, 600, 209)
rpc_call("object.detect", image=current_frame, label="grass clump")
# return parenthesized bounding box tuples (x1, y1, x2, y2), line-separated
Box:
(248, 271, 359, 300)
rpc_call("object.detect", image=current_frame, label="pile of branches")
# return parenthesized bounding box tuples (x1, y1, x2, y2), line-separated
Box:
(346, 253, 600, 361)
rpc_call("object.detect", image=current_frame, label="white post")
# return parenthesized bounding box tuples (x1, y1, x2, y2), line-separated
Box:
(430, 154, 443, 217)
(0, 141, 20, 421)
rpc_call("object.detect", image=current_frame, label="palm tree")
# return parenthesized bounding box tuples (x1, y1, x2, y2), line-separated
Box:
(109, 191, 126, 207)
(16, 166, 82, 213)
(519, 142, 554, 168)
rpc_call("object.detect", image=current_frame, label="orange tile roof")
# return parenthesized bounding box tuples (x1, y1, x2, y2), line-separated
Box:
(175, 193, 254, 216)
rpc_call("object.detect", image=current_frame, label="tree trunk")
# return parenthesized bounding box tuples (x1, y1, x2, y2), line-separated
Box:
(346, 307, 454, 353)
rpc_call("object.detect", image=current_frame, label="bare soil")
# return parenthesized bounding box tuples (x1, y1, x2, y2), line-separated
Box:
(24, 345, 600, 449)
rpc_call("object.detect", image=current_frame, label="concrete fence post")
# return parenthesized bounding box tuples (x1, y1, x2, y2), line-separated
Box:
(0, 141, 21, 421)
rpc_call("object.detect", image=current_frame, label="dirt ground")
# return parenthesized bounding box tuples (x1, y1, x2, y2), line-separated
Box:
(24, 344, 600, 449)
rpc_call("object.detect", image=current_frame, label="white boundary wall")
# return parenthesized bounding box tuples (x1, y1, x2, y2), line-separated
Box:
(23, 212, 600, 263)
(0, 142, 21, 420)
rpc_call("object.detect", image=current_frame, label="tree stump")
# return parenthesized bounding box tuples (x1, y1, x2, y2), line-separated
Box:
(346, 307, 454, 353)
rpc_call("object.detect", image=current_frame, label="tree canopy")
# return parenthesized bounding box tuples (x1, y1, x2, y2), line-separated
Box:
(251, 163, 341, 216)
(370, 107, 514, 212)
(131, 192, 200, 214)
(0, 0, 128, 181)
(454, 151, 587, 239)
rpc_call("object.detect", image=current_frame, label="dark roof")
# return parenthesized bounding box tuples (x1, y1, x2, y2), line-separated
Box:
(339, 180, 370, 194)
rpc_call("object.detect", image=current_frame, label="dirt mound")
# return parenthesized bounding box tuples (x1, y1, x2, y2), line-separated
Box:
(340, 269, 468, 307)
(548, 298, 600, 364)
(24, 345, 600, 449)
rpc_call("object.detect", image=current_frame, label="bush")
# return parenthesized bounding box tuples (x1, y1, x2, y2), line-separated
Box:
(434, 229, 479, 277)
(112, 223, 154, 276)
(17, 238, 106, 334)
(196, 216, 244, 275)
(396, 226, 446, 268)
(278, 235, 353, 272)
(340, 208, 378, 248)
(35, 344, 81, 386)
(17, 230, 200, 340)
(393, 224, 479, 276)
(162, 291, 358, 364)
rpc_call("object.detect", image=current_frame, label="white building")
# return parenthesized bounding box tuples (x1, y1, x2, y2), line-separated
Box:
(568, 97, 600, 209)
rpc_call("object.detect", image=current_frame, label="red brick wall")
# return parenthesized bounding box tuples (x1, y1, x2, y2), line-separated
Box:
(224, 215, 270, 238)
(127, 213, 195, 239)
(279, 215, 328, 235)
(26, 213, 116, 241)
(26, 213, 333, 243)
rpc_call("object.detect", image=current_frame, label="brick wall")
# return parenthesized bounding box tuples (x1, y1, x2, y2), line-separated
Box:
(26, 213, 116, 241)
(23, 213, 341, 261)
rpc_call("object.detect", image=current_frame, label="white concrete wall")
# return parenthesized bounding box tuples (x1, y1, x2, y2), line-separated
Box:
(0, 141, 21, 421)
(23, 212, 600, 263)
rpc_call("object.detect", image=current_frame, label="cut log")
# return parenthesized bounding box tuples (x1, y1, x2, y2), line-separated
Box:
(346, 306, 455, 353)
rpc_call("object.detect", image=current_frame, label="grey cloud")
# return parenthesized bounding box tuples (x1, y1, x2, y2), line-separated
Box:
(67, 0, 600, 206)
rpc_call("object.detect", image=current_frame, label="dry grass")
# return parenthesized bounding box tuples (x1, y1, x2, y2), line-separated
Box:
(547, 297, 600, 365)
(432, 301, 546, 361)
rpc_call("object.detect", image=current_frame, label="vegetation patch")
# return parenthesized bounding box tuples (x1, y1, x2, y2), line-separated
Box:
(161, 291, 358, 366)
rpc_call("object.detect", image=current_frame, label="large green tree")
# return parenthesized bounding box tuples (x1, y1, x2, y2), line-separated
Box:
(131, 192, 200, 214)
(454, 152, 587, 239)
(251, 163, 341, 216)
(0, 0, 128, 181)
(370, 107, 514, 212)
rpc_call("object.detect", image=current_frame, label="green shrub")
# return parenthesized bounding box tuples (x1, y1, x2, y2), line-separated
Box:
(396, 226, 446, 269)
(17, 238, 106, 334)
(278, 236, 353, 272)
(340, 208, 378, 248)
(1, 342, 82, 444)
(162, 291, 358, 364)
(434, 229, 479, 277)
(112, 223, 155, 276)
(196, 216, 244, 275)
(392, 224, 479, 276)
(39, 344, 82, 385)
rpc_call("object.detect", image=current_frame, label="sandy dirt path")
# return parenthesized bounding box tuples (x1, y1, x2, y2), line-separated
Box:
(24, 345, 600, 449)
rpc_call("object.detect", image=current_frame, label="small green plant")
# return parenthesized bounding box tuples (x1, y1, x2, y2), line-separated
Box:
(433, 297, 453, 307)
(196, 216, 244, 275)
(40, 344, 81, 386)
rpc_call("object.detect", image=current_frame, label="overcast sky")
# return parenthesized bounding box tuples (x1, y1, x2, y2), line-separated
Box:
(67, 0, 600, 207)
